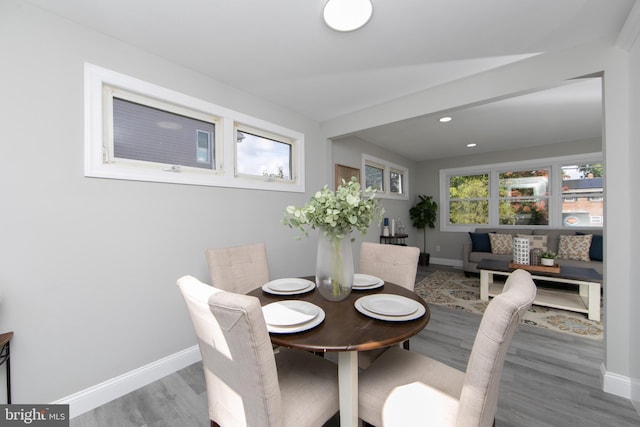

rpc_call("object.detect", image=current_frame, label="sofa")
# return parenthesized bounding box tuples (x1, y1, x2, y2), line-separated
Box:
(463, 227, 603, 275)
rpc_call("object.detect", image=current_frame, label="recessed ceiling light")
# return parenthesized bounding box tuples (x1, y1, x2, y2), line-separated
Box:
(467, 143, 477, 148)
(439, 116, 452, 123)
(323, 0, 373, 32)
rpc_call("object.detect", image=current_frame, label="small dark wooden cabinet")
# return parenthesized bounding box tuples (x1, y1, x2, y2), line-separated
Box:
(379, 233, 408, 245)
(0, 331, 13, 403)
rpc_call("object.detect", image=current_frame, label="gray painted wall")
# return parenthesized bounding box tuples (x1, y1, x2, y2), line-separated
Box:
(332, 135, 420, 255)
(0, 3, 326, 403)
(1, 0, 638, 414)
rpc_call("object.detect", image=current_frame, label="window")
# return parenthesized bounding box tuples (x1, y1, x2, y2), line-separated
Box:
(498, 168, 549, 226)
(235, 125, 294, 181)
(365, 161, 384, 192)
(361, 154, 408, 199)
(196, 130, 213, 165)
(447, 174, 489, 225)
(85, 63, 305, 192)
(390, 168, 404, 195)
(561, 163, 603, 227)
(440, 154, 602, 231)
(110, 94, 218, 172)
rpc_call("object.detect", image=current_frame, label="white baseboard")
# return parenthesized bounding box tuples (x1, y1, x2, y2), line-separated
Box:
(429, 257, 463, 268)
(54, 345, 201, 419)
(601, 362, 632, 399)
(632, 377, 640, 414)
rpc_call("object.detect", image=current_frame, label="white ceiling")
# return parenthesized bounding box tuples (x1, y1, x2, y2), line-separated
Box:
(23, 0, 635, 160)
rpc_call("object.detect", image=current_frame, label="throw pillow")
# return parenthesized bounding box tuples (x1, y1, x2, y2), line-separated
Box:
(488, 233, 513, 255)
(468, 232, 491, 252)
(577, 232, 603, 261)
(516, 234, 548, 251)
(557, 234, 592, 261)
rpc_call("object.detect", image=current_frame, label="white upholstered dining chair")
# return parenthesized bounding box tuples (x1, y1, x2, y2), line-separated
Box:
(359, 242, 420, 291)
(358, 242, 421, 368)
(177, 275, 339, 427)
(358, 269, 536, 427)
(205, 242, 270, 294)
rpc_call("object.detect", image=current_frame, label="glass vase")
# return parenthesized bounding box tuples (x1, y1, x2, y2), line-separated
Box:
(315, 232, 354, 301)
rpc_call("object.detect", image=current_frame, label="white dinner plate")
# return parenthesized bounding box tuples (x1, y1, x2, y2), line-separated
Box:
(262, 278, 315, 295)
(263, 301, 326, 334)
(361, 294, 418, 316)
(353, 274, 384, 290)
(355, 295, 426, 322)
(262, 300, 318, 326)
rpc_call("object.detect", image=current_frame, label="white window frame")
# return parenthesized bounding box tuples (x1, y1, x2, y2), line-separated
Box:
(361, 154, 409, 200)
(440, 153, 602, 232)
(234, 122, 296, 183)
(84, 63, 305, 192)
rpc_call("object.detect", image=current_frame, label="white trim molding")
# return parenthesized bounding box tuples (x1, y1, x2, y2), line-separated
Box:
(617, 0, 640, 52)
(429, 257, 463, 269)
(601, 362, 632, 399)
(54, 346, 201, 419)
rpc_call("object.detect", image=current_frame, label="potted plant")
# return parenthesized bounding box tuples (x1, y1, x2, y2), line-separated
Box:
(409, 195, 438, 266)
(540, 251, 557, 266)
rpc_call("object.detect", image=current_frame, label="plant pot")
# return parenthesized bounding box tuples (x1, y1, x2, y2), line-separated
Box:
(419, 252, 430, 267)
(541, 258, 555, 266)
(315, 232, 354, 301)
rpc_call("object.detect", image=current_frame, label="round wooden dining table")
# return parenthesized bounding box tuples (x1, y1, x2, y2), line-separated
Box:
(248, 278, 430, 427)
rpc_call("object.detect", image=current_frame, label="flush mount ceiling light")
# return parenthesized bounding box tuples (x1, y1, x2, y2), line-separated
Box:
(466, 143, 477, 148)
(323, 0, 373, 32)
(439, 116, 452, 123)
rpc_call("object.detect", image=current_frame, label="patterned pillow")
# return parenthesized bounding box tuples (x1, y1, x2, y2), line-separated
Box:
(577, 232, 603, 261)
(557, 234, 592, 261)
(488, 233, 513, 255)
(516, 234, 548, 251)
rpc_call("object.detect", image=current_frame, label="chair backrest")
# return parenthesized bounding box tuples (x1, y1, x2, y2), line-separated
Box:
(359, 242, 420, 290)
(205, 242, 270, 294)
(456, 269, 536, 427)
(176, 275, 282, 426)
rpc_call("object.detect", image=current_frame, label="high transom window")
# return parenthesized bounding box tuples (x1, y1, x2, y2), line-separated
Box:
(362, 154, 408, 200)
(85, 63, 305, 192)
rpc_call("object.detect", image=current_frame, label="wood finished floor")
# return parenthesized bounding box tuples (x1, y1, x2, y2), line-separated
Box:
(71, 266, 640, 427)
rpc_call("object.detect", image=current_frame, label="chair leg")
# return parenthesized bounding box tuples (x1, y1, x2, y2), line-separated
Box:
(211, 420, 220, 427)
(403, 339, 410, 350)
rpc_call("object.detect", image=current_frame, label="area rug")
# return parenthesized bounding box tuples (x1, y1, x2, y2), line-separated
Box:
(415, 269, 603, 340)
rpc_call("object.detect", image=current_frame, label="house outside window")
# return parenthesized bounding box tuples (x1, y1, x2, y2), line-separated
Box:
(561, 163, 603, 227)
(112, 96, 217, 171)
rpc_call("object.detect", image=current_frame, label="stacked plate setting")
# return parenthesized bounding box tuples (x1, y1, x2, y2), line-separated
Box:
(261, 300, 325, 333)
(353, 273, 384, 290)
(355, 294, 425, 321)
(261, 278, 315, 295)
